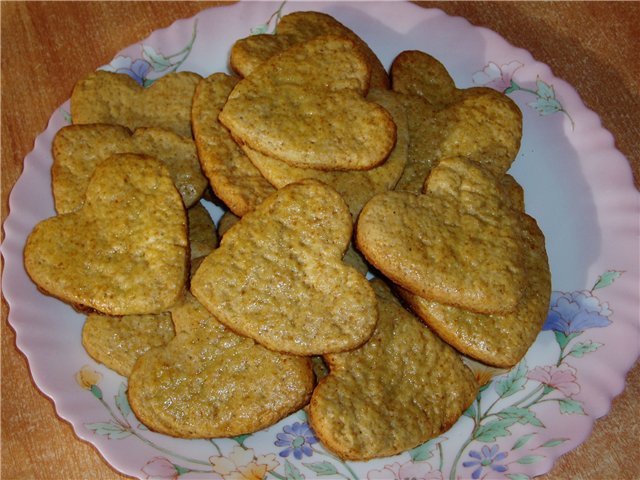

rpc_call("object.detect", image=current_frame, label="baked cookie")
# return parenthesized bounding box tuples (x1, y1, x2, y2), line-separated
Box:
(216, 209, 368, 276)
(231, 10, 389, 89)
(70, 70, 201, 138)
(24, 153, 188, 315)
(187, 203, 218, 260)
(391, 50, 458, 107)
(391, 50, 522, 192)
(244, 88, 408, 219)
(220, 35, 396, 171)
(192, 73, 275, 217)
(309, 279, 479, 460)
(191, 180, 377, 355)
(356, 157, 527, 315)
(82, 312, 175, 377)
(397, 215, 551, 368)
(52, 124, 207, 214)
(128, 295, 314, 438)
(216, 210, 241, 237)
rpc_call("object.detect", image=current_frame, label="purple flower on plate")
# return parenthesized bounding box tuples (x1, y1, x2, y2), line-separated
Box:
(543, 290, 612, 335)
(116, 58, 152, 86)
(462, 444, 508, 479)
(274, 421, 318, 459)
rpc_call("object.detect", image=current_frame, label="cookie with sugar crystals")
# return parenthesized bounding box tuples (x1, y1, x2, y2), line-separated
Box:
(24, 153, 188, 315)
(192, 73, 276, 217)
(220, 35, 396, 172)
(191, 179, 377, 355)
(71, 70, 201, 138)
(52, 124, 207, 214)
(356, 156, 528, 315)
(309, 279, 479, 460)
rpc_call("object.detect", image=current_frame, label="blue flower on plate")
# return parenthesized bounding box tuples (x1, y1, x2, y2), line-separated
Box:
(274, 421, 318, 459)
(543, 290, 612, 335)
(462, 444, 508, 479)
(116, 58, 152, 86)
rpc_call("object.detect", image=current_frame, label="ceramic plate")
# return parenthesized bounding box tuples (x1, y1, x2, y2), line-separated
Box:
(3, 2, 639, 479)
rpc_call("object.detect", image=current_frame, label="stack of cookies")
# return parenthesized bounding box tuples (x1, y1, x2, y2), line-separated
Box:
(23, 10, 550, 461)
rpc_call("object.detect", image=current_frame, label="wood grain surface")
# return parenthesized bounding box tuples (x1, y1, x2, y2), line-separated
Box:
(2, 2, 638, 479)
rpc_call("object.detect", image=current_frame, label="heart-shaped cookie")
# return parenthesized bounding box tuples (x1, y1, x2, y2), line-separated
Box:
(82, 312, 175, 377)
(391, 51, 522, 193)
(219, 35, 396, 171)
(192, 73, 276, 217)
(191, 180, 378, 355)
(71, 70, 201, 138)
(52, 124, 207, 214)
(397, 214, 551, 368)
(128, 291, 314, 438)
(391, 49, 458, 107)
(216, 209, 369, 275)
(309, 279, 479, 460)
(244, 88, 408, 219)
(356, 157, 527, 315)
(24, 153, 189, 315)
(231, 11, 389, 89)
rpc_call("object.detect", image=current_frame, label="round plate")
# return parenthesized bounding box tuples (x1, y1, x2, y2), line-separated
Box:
(2, 2, 639, 479)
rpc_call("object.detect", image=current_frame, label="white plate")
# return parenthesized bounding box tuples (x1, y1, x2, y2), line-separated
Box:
(2, 2, 639, 479)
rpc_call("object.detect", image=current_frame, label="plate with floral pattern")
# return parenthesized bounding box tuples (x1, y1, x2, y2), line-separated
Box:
(2, 2, 639, 479)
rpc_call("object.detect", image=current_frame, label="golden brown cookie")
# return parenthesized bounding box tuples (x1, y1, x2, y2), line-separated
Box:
(82, 312, 175, 377)
(128, 317, 314, 438)
(191, 180, 378, 355)
(192, 73, 276, 217)
(390, 50, 522, 192)
(24, 153, 188, 315)
(309, 279, 479, 460)
(187, 203, 218, 260)
(391, 50, 458, 107)
(219, 35, 396, 171)
(397, 215, 551, 368)
(356, 157, 527, 315)
(231, 11, 389, 89)
(244, 88, 408, 219)
(216, 209, 368, 275)
(128, 298, 314, 438)
(70, 70, 201, 138)
(394, 88, 522, 193)
(52, 124, 207, 214)
(438, 87, 523, 176)
(216, 210, 241, 237)
(230, 33, 294, 79)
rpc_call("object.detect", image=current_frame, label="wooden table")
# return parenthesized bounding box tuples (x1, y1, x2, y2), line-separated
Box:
(2, 2, 638, 479)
